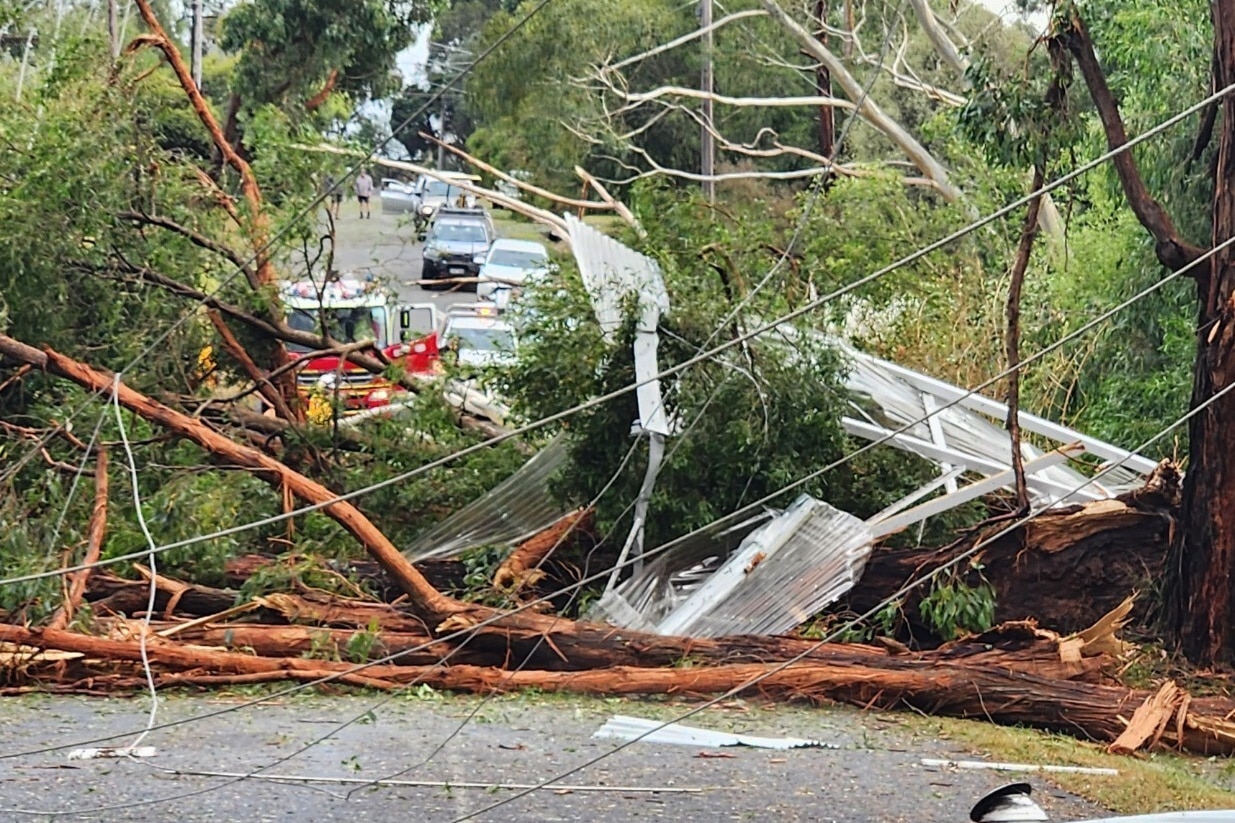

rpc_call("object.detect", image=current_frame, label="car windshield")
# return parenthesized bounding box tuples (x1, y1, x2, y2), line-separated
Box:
(451, 325, 515, 352)
(425, 180, 466, 198)
(432, 223, 488, 243)
(286, 307, 387, 352)
(489, 249, 546, 268)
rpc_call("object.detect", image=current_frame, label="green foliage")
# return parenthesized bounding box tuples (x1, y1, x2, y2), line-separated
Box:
(220, 0, 439, 112)
(919, 569, 997, 641)
(500, 182, 981, 550)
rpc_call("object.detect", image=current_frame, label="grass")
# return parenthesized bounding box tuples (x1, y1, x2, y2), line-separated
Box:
(490, 208, 625, 246)
(902, 713, 1235, 815)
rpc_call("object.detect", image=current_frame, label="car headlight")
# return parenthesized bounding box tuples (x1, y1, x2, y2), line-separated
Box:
(419, 205, 433, 216)
(424, 246, 442, 260)
(473, 253, 486, 264)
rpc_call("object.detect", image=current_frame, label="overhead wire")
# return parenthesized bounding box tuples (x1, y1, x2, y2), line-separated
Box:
(444, 349, 1235, 823)
(1, 17, 1230, 816)
(3, 212, 1228, 782)
(4, 372, 738, 819)
(1, 74, 1230, 592)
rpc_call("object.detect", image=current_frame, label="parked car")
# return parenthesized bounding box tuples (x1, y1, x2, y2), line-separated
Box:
(492, 170, 531, 208)
(433, 206, 496, 240)
(379, 178, 418, 214)
(476, 238, 550, 306)
(420, 215, 494, 289)
(441, 303, 518, 370)
(413, 172, 482, 234)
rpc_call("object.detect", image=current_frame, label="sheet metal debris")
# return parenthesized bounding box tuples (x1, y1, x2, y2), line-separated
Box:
(67, 747, 157, 760)
(403, 435, 571, 560)
(593, 715, 838, 750)
(591, 495, 873, 637)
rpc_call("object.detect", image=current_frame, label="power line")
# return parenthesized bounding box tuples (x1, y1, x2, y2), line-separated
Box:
(2, 75, 1229, 591)
(444, 356, 1235, 823)
(1, 224, 1226, 775)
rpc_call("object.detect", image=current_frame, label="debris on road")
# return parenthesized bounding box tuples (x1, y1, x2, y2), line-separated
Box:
(593, 714, 839, 749)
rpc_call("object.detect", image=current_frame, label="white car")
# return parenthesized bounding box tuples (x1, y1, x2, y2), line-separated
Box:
(441, 304, 518, 369)
(476, 238, 550, 307)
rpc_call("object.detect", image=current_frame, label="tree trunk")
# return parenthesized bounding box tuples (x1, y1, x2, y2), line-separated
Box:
(813, 0, 835, 160)
(1163, 1, 1235, 666)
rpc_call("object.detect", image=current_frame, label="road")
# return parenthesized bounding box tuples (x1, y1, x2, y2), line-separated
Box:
(0, 692, 1107, 823)
(323, 204, 471, 313)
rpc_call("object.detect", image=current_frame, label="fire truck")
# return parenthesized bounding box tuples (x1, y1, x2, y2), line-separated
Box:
(280, 276, 439, 416)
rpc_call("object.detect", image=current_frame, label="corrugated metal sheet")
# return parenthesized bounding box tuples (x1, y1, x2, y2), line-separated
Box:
(593, 715, 838, 750)
(591, 495, 872, 638)
(566, 214, 671, 436)
(656, 495, 873, 637)
(587, 511, 772, 631)
(564, 214, 669, 340)
(403, 435, 571, 560)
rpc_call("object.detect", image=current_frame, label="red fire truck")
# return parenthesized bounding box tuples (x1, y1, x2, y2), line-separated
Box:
(281, 276, 439, 415)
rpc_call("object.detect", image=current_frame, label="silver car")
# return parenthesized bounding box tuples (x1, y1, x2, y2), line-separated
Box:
(380, 178, 418, 214)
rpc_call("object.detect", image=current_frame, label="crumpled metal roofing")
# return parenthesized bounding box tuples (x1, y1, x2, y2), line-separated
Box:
(589, 495, 873, 638)
(402, 435, 571, 560)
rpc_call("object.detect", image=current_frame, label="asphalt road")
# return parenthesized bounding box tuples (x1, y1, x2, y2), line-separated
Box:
(323, 204, 471, 313)
(0, 692, 1107, 823)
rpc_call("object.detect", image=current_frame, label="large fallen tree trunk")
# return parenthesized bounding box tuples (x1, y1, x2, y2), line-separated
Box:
(848, 480, 1177, 636)
(2, 621, 1232, 755)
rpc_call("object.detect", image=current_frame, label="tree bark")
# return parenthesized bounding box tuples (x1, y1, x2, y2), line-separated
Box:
(128, 0, 301, 417)
(6, 621, 1235, 755)
(1057, 11, 1207, 276)
(1162, 1, 1235, 666)
(48, 449, 109, 631)
(755, 0, 962, 201)
(1005, 167, 1044, 512)
(812, 0, 835, 160)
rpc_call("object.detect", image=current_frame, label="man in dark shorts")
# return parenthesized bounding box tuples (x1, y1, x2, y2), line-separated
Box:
(322, 174, 342, 218)
(354, 169, 374, 219)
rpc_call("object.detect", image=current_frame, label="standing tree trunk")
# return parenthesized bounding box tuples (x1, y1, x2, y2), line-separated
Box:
(814, 0, 835, 160)
(1163, 0, 1235, 666)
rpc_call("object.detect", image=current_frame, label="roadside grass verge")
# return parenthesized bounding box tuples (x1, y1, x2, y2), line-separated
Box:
(902, 713, 1235, 815)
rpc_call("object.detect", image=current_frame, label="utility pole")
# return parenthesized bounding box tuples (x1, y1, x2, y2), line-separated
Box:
(699, 0, 715, 202)
(191, 0, 203, 89)
(436, 96, 447, 169)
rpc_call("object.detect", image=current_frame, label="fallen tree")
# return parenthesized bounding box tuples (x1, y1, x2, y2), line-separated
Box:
(4, 331, 1220, 761)
(4, 616, 1234, 756)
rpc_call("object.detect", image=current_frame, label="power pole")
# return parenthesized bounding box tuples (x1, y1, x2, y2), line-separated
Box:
(436, 96, 447, 169)
(699, 0, 715, 202)
(191, 0, 203, 89)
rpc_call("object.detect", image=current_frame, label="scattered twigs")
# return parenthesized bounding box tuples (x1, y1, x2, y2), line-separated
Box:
(47, 448, 109, 631)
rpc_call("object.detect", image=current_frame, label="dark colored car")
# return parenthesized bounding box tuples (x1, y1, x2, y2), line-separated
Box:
(421, 218, 494, 290)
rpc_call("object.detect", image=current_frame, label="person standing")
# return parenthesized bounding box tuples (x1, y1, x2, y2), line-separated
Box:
(355, 169, 374, 219)
(322, 173, 342, 218)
